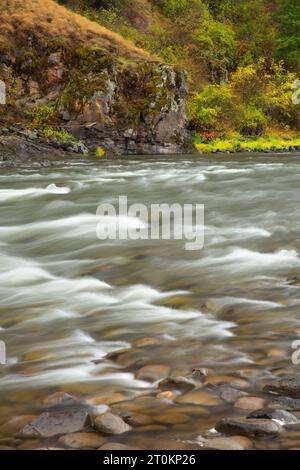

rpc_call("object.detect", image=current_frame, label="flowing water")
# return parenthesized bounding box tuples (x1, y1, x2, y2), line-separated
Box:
(1, 153, 300, 449)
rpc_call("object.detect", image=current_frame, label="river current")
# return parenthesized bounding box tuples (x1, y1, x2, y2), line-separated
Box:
(1, 154, 300, 449)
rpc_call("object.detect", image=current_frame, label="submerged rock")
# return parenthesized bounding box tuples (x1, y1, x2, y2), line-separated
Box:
(87, 392, 125, 406)
(199, 435, 252, 450)
(99, 443, 141, 450)
(268, 396, 300, 411)
(42, 392, 78, 408)
(217, 385, 248, 404)
(215, 417, 282, 438)
(58, 432, 105, 449)
(158, 376, 197, 393)
(176, 390, 222, 406)
(0, 415, 37, 436)
(234, 396, 266, 411)
(247, 409, 298, 425)
(264, 375, 300, 398)
(136, 364, 170, 382)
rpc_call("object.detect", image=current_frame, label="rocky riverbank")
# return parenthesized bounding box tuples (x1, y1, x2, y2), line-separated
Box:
(2, 362, 300, 450)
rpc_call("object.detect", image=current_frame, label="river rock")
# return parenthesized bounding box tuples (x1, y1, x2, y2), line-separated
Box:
(158, 376, 196, 393)
(268, 396, 300, 411)
(234, 397, 266, 411)
(94, 412, 131, 435)
(200, 435, 252, 450)
(138, 424, 167, 432)
(0, 437, 20, 447)
(122, 412, 153, 427)
(215, 417, 282, 437)
(217, 385, 248, 404)
(58, 432, 106, 449)
(133, 337, 160, 348)
(21, 409, 91, 438)
(18, 439, 43, 450)
(99, 443, 141, 450)
(191, 368, 211, 381)
(42, 392, 77, 407)
(136, 364, 170, 382)
(154, 412, 190, 425)
(264, 375, 300, 398)
(248, 409, 298, 425)
(0, 415, 37, 436)
(87, 392, 125, 406)
(176, 390, 222, 406)
(205, 375, 248, 388)
(157, 391, 177, 401)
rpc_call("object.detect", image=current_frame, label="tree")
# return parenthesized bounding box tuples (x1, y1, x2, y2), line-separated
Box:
(194, 10, 236, 82)
(275, 0, 300, 70)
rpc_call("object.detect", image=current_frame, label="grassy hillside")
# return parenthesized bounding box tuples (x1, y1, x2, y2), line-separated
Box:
(0, 0, 151, 60)
(58, 0, 300, 148)
(0, 0, 190, 155)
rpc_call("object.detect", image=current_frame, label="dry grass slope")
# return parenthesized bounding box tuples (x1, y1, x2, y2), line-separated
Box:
(0, 0, 152, 60)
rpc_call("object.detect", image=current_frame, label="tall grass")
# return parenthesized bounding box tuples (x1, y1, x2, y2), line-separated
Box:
(0, 0, 151, 59)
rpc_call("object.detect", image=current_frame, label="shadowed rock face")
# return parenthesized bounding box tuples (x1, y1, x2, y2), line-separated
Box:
(0, 44, 190, 155)
(67, 63, 189, 155)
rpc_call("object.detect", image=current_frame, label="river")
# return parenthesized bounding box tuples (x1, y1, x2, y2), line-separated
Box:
(1, 153, 300, 449)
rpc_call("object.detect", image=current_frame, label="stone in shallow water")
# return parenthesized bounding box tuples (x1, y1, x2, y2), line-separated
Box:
(215, 417, 282, 438)
(17, 440, 43, 450)
(268, 396, 300, 411)
(58, 432, 106, 449)
(138, 425, 167, 432)
(157, 391, 177, 401)
(247, 409, 298, 425)
(204, 375, 248, 388)
(122, 411, 153, 427)
(94, 412, 131, 435)
(264, 375, 300, 398)
(218, 385, 248, 404)
(87, 392, 125, 406)
(135, 364, 170, 382)
(42, 392, 77, 408)
(234, 396, 266, 411)
(20, 409, 91, 438)
(199, 435, 252, 450)
(133, 337, 160, 348)
(99, 443, 141, 450)
(0, 415, 37, 436)
(176, 390, 222, 406)
(158, 376, 197, 393)
(154, 412, 191, 425)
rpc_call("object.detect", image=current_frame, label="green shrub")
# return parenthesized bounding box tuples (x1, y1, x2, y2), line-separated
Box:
(193, 11, 236, 80)
(154, 0, 193, 17)
(42, 126, 74, 141)
(27, 104, 57, 127)
(189, 84, 236, 131)
(238, 107, 268, 136)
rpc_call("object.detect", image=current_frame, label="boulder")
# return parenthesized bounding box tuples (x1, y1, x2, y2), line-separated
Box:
(215, 417, 282, 438)
(21, 409, 91, 438)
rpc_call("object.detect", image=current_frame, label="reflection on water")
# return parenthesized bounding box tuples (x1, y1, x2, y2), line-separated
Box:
(1, 154, 300, 449)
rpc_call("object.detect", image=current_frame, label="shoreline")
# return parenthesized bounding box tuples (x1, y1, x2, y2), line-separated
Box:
(1, 131, 300, 163)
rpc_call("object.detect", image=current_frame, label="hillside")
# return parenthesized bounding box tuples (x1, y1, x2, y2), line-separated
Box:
(59, 0, 300, 146)
(0, 0, 189, 155)
(0, 0, 151, 60)
(1, 0, 300, 156)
